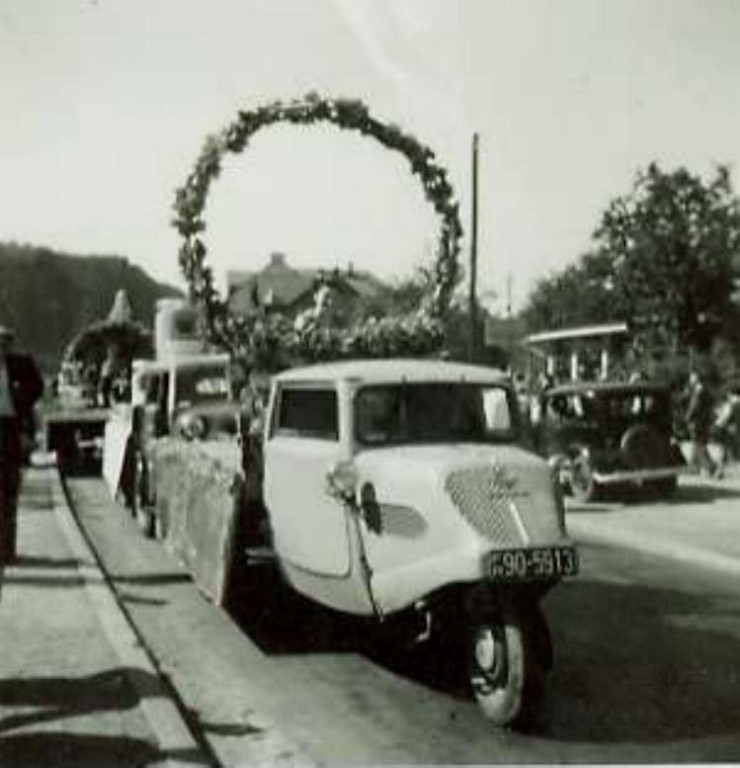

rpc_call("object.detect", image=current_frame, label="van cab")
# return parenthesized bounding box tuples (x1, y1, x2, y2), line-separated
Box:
(261, 358, 578, 727)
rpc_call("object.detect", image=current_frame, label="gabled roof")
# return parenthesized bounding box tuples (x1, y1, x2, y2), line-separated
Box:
(227, 254, 387, 313)
(227, 255, 315, 312)
(344, 270, 388, 300)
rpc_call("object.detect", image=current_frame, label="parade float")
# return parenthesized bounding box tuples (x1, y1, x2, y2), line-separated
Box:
(45, 289, 151, 472)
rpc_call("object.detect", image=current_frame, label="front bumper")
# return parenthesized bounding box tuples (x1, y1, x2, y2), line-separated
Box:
(592, 465, 686, 484)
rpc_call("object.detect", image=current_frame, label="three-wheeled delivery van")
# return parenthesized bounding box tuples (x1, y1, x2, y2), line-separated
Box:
(260, 358, 579, 727)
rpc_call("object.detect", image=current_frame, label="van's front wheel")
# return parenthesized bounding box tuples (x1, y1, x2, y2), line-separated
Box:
(468, 605, 544, 728)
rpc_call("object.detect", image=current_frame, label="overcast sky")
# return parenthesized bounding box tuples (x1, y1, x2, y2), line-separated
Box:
(2, 0, 739, 312)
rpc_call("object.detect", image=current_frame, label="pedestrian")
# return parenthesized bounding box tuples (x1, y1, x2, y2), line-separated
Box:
(685, 370, 718, 477)
(711, 388, 740, 478)
(236, 370, 272, 554)
(529, 372, 554, 426)
(0, 326, 43, 563)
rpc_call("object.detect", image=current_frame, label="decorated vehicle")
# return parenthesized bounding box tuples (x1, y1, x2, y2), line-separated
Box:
(259, 358, 578, 727)
(535, 381, 686, 501)
(130, 353, 235, 439)
(123, 351, 243, 535)
(46, 289, 151, 473)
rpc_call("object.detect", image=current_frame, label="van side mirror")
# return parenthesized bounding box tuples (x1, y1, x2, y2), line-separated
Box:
(359, 481, 382, 535)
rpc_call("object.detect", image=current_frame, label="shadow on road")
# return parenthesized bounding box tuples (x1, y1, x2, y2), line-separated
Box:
(668, 482, 740, 504)
(228, 552, 740, 748)
(567, 480, 740, 514)
(0, 733, 161, 768)
(227, 566, 368, 655)
(0, 667, 212, 766)
(13, 555, 82, 569)
(543, 575, 740, 745)
(0, 668, 154, 733)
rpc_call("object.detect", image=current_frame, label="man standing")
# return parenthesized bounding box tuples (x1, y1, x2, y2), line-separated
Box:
(685, 370, 717, 478)
(0, 326, 43, 563)
(712, 388, 740, 478)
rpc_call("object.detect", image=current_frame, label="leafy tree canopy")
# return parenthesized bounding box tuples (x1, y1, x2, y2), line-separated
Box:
(524, 163, 740, 362)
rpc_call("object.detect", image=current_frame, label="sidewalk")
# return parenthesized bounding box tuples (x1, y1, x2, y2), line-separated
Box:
(0, 465, 212, 768)
(566, 465, 740, 577)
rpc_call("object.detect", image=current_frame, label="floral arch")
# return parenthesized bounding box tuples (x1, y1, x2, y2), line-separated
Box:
(172, 93, 463, 370)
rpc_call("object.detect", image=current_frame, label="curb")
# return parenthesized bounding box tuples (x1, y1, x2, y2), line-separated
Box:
(48, 466, 213, 768)
(568, 516, 740, 578)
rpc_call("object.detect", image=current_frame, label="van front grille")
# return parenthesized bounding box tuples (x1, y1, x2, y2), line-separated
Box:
(445, 464, 562, 547)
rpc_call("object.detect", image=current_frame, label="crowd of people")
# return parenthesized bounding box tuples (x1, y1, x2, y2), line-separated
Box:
(684, 371, 740, 478)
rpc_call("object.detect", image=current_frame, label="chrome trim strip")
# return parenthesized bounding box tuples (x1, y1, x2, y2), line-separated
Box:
(592, 466, 686, 483)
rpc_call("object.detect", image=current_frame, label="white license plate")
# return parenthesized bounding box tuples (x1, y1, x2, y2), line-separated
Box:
(487, 546, 579, 581)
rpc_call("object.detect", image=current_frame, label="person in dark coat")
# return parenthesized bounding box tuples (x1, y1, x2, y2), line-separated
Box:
(685, 370, 717, 477)
(0, 326, 43, 563)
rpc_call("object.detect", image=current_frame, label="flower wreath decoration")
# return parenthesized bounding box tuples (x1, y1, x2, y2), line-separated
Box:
(172, 93, 463, 370)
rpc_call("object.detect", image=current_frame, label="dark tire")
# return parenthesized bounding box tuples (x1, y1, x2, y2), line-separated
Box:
(621, 424, 670, 468)
(650, 476, 678, 498)
(570, 455, 598, 503)
(531, 605, 553, 671)
(468, 604, 544, 728)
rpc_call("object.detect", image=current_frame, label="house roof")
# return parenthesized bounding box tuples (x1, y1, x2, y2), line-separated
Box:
(227, 253, 387, 313)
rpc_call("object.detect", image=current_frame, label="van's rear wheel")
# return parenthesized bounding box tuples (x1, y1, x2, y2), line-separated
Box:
(468, 605, 544, 728)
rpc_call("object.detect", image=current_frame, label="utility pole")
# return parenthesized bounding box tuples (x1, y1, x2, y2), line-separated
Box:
(468, 133, 479, 363)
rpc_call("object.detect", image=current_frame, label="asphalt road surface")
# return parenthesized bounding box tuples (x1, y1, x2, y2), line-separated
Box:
(65, 476, 740, 765)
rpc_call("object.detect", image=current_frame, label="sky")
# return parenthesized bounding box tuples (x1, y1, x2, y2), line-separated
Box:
(2, 0, 740, 313)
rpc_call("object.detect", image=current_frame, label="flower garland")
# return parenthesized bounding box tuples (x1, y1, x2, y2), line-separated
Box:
(172, 93, 463, 369)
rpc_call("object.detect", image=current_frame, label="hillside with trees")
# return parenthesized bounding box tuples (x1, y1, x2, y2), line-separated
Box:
(0, 242, 181, 372)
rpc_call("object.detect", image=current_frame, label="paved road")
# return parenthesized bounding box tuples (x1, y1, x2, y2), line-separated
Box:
(65, 476, 740, 765)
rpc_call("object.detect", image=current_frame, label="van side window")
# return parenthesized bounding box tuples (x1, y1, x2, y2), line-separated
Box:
(144, 374, 160, 405)
(481, 387, 512, 433)
(275, 388, 338, 440)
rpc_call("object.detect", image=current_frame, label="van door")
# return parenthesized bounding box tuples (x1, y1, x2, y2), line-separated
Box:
(263, 384, 351, 576)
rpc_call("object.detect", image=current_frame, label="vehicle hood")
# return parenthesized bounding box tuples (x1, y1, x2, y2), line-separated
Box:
(353, 443, 568, 547)
(355, 442, 547, 477)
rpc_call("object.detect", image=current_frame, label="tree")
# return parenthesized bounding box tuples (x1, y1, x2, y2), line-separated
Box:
(523, 250, 623, 331)
(524, 164, 740, 371)
(594, 163, 740, 357)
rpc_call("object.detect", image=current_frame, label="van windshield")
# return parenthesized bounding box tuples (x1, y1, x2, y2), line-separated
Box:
(355, 382, 516, 446)
(175, 365, 230, 405)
